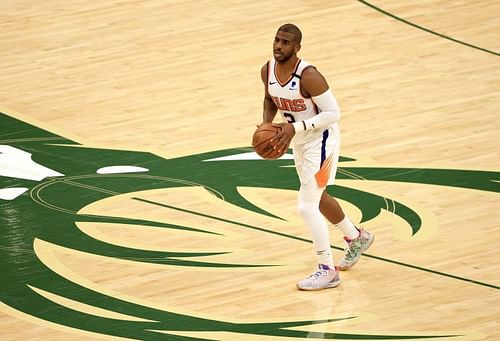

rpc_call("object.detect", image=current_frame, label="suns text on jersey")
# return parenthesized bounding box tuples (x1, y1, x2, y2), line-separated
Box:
(272, 96, 306, 112)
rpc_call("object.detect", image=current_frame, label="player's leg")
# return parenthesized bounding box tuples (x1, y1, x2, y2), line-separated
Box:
(298, 180, 333, 267)
(320, 191, 374, 270)
(319, 191, 358, 239)
(318, 126, 374, 271)
(295, 179, 340, 291)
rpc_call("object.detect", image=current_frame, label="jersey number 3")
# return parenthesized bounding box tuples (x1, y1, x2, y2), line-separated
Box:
(284, 112, 296, 123)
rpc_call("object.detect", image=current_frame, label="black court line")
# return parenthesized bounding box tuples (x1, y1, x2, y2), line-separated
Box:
(358, 0, 500, 57)
(134, 197, 500, 291)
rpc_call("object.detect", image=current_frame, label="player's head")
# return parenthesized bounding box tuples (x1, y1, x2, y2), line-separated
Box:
(273, 23, 302, 63)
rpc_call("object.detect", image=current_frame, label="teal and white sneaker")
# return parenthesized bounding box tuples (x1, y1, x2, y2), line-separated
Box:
(338, 228, 374, 271)
(296, 264, 341, 291)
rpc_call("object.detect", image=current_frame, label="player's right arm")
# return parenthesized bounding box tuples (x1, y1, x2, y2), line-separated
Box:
(261, 63, 278, 124)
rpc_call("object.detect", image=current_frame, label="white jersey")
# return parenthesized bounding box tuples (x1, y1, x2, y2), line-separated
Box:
(267, 58, 340, 186)
(267, 58, 337, 146)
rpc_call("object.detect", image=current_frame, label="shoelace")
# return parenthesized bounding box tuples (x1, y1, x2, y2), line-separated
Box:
(345, 239, 363, 260)
(308, 269, 328, 279)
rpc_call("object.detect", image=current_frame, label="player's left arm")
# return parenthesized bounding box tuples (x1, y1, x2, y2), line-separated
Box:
(271, 67, 341, 153)
(293, 67, 341, 132)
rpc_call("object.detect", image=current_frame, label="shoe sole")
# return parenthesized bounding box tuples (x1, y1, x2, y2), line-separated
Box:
(339, 234, 374, 271)
(296, 279, 341, 291)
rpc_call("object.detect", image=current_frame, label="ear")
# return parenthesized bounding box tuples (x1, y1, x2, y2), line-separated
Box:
(295, 43, 301, 53)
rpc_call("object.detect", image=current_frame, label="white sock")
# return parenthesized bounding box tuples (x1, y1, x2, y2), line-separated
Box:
(298, 200, 334, 267)
(335, 216, 359, 240)
(316, 249, 333, 267)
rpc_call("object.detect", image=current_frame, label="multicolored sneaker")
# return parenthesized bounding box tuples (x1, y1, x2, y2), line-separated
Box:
(338, 228, 374, 271)
(296, 264, 341, 291)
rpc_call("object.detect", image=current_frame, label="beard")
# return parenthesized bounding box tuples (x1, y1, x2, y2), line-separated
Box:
(274, 50, 294, 63)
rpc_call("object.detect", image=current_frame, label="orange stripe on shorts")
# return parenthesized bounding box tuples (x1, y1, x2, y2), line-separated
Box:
(315, 154, 333, 188)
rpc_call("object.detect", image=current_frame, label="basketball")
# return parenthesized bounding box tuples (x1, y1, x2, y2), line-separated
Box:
(252, 123, 285, 159)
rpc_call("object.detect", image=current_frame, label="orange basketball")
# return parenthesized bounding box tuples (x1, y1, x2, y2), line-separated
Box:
(252, 123, 285, 159)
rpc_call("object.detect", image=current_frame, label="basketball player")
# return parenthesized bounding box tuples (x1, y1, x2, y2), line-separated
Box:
(260, 24, 374, 290)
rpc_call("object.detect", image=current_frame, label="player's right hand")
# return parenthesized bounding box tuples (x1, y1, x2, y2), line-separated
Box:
(270, 123, 295, 154)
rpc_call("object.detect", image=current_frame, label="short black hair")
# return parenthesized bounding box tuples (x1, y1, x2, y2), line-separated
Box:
(277, 23, 302, 44)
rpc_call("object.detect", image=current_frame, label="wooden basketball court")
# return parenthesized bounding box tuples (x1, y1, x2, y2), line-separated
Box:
(0, 1, 498, 340)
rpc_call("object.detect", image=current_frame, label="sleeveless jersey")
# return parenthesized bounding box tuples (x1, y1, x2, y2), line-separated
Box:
(267, 58, 335, 145)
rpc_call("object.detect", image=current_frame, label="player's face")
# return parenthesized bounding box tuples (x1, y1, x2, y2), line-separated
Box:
(273, 31, 300, 63)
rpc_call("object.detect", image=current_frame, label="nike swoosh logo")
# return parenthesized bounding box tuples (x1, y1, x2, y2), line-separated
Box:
(269, 81, 277, 85)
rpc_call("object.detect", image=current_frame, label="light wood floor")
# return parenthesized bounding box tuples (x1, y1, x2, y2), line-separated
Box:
(0, 1, 499, 340)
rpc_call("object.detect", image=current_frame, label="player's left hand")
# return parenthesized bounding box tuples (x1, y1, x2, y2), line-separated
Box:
(271, 123, 295, 154)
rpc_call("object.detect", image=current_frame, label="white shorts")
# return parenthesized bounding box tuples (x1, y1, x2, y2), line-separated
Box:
(292, 124, 340, 187)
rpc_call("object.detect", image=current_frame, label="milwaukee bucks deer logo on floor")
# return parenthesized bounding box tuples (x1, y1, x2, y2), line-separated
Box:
(1, 112, 498, 340)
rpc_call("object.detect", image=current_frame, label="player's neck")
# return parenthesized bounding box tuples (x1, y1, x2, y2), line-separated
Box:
(275, 55, 299, 75)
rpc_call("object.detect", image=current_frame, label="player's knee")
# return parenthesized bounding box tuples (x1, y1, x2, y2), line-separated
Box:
(297, 200, 307, 217)
(297, 199, 320, 218)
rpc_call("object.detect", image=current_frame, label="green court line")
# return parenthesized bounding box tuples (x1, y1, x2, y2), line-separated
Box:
(0, 137, 67, 143)
(133, 197, 499, 290)
(133, 197, 314, 244)
(358, 0, 500, 56)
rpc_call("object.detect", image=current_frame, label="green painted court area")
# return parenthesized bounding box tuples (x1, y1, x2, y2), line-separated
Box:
(1, 112, 498, 340)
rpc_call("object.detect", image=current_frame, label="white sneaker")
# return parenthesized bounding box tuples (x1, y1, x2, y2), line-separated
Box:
(338, 228, 374, 271)
(296, 264, 341, 291)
